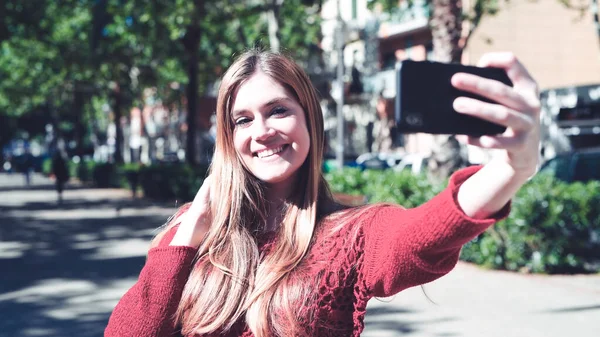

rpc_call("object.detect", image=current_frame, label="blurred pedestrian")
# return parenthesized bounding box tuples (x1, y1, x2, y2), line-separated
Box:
(106, 50, 541, 337)
(51, 151, 69, 204)
(22, 149, 33, 186)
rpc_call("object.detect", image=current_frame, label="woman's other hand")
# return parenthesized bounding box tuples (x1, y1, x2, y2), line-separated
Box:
(170, 176, 213, 248)
(451, 52, 541, 179)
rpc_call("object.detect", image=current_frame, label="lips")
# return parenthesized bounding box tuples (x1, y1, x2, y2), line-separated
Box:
(254, 144, 288, 158)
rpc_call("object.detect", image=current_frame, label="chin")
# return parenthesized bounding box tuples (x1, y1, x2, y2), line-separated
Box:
(253, 168, 298, 185)
(256, 174, 291, 184)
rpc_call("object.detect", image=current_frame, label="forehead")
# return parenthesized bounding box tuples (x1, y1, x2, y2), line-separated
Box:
(232, 71, 293, 110)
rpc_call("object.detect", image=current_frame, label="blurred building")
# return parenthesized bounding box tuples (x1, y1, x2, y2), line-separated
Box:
(121, 88, 216, 165)
(320, 0, 600, 162)
(464, 0, 600, 159)
(320, 0, 398, 158)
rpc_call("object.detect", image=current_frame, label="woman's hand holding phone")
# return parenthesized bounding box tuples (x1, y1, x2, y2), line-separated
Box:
(170, 176, 213, 248)
(451, 52, 541, 178)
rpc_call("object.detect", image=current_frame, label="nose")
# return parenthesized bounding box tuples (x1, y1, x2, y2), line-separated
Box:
(251, 118, 276, 142)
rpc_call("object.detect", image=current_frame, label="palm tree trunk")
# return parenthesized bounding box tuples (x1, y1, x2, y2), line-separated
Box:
(428, 0, 468, 180)
(430, 0, 463, 63)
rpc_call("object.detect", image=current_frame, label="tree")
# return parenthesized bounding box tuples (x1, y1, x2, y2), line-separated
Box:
(103, 0, 322, 164)
(0, 1, 98, 156)
(0, 0, 323, 165)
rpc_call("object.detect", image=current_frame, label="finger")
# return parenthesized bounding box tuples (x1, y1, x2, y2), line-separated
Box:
(455, 135, 469, 144)
(476, 52, 539, 97)
(453, 97, 534, 131)
(464, 134, 527, 151)
(451, 73, 531, 112)
(191, 176, 212, 210)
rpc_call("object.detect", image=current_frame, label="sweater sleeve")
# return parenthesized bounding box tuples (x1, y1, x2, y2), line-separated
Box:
(362, 165, 510, 298)
(105, 226, 198, 337)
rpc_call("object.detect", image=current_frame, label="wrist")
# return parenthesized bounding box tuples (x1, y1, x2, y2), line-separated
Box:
(491, 157, 537, 183)
(169, 224, 203, 248)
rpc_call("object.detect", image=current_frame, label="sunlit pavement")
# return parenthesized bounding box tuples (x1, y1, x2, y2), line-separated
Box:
(0, 173, 176, 337)
(1, 173, 599, 337)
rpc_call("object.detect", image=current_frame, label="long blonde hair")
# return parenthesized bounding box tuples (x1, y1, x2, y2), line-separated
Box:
(154, 50, 336, 336)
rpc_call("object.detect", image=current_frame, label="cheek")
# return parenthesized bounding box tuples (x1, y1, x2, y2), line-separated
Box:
(295, 124, 311, 155)
(233, 131, 249, 156)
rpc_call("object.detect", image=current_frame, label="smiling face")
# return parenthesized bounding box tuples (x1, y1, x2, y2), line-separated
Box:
(231, 70, 310, 188)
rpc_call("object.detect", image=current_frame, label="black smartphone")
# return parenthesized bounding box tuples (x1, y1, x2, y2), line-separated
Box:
(395, 60, 513, 136)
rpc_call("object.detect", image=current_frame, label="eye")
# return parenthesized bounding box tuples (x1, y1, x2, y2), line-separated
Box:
(270, 106, 288, 116)
(234, 117, 251, 126)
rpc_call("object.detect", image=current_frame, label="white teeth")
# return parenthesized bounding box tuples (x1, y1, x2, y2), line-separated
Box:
(257, 146, 285, 158)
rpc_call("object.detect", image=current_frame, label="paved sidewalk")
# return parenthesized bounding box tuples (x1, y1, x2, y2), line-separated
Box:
(1, 173, 599, 337)
(363, 263, 600, 337)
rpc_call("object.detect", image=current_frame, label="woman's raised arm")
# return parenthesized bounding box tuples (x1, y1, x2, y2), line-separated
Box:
(452, 52, 541, 219)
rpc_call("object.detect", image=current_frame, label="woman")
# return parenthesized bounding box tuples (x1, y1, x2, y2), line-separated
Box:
(105, 50, 541, 337)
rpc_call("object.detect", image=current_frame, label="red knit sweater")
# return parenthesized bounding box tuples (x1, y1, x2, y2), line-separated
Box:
(105, 166, 509, 337)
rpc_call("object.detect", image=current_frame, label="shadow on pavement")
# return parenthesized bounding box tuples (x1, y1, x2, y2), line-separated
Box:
(365, 304, 457, 336)
(0, 184, 89, 193)
(0, 194, 175, 337)
(0, 198, 173, 213)
(540, 304, 600, 314)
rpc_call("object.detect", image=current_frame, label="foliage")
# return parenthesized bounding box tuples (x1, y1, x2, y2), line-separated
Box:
(462, 172, 600, 274)
(0, 0, 102, 154)
(367, 0, 404, 13)
(137, 163, 208, 201)
(44, 158, 117, 187)
(0, 0, 323, 162)
(325, 167, 443, 208)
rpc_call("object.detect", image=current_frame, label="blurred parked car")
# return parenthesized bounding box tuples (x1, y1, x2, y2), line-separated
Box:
(356, 152, 404, 170)
(539, 147, 600, 183)
(392, 153, 430, 175)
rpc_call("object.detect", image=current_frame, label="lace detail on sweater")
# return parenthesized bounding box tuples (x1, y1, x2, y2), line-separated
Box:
(302, 206, 378, 337)
(231, 206, 379, 337)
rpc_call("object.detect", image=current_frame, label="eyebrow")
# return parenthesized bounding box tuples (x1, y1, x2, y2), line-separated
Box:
(231, 97, 294, 118)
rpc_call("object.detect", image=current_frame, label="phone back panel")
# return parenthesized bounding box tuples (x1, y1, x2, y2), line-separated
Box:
(395, 60, 513, 136)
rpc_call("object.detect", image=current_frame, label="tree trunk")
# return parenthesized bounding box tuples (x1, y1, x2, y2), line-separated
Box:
(267, 0, 282, 52)
(430, 0, 463, 63)
(73, 86, 85, 157)
(428, 0, 467, 181)
(112, 84, 124, 164)
(183, 0, 205, 165)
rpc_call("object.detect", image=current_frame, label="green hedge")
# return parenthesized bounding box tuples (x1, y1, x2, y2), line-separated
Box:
(42, 159, 208, 201)
(87, 161, 208, 201)
(137, 163, 208, 201)
(325, 168, 600, 274)
(325, 167, 444, 208)
(461, 172, 600, 274)
(42, 157, 79, 181)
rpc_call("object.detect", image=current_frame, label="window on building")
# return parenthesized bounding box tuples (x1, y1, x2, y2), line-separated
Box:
(352, 0, 357, 19)
(557, 103, 600, 121)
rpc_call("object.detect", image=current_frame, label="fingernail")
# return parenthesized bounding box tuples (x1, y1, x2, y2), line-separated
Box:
(451, 74, 463, 86)
(453, 98, 466, 111)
